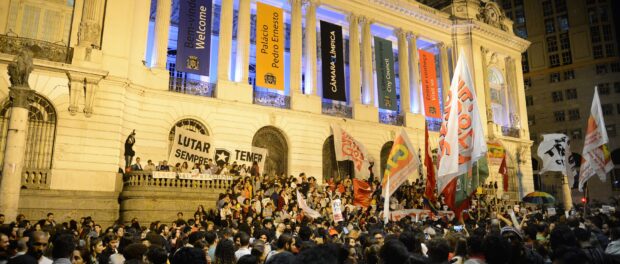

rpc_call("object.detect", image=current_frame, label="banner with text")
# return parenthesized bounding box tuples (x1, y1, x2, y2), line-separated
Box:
(320, 21, 346, 102)
(487, 140, 506, 165)
(214, 144, 268, 174)
(419, 50, 440, 118)
(374, 37, 397, 111)
(176, 0, 212, 75)
(256, 3, 285, 90)
(168, 128, 214, 167)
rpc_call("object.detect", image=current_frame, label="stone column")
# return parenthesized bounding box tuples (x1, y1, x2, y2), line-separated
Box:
(151, 0, 172, 68)
(234, 0, 251, 83)
(408, 33, 422, 114)
(395, 29, 410, 114)
(217, 0, 234, 82)
(78, 0, 104, 48)
(347, 13, 361, 105)
(480, 47, 492, 124)
(0, 53, 34, 221)
(303, 0, 318, 95)
(359, 16, 374, 106)
(289, 0, 303, 95)
(438, 42, 451, 103)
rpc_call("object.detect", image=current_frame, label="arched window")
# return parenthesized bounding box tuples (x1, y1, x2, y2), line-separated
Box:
(322, 136, 354, 182)
(168, 118, 208, 152)
(252, 126, 288, 176)
(379, 141, 394, 179)
(488, 68, 511, 127)
(0, 93, 57, 170)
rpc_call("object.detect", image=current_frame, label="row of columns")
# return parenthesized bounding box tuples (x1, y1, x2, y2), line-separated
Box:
(149, 0, 454, 119)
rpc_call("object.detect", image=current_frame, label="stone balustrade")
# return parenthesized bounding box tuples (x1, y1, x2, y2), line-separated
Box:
(123, 171, 233, 191)
(20, 169, 51, 190)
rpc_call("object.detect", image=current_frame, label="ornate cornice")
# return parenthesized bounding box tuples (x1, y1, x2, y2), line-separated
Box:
(367, 0, 452, 30)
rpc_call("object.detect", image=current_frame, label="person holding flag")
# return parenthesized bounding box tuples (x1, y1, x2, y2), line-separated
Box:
(436, 51, 488, 219)
(423, 121, 438, 213)
(381, 129, 420, 223)
(578, 87, 614, 191)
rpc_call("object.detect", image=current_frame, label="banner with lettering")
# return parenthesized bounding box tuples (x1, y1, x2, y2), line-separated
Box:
(168, 128, 214, 166)
(332, 199, 344, 222)
(256, 3, 285, 90)
(374, 37, 397, 111)
(487, 140, 506, 165)
(419, 50, 441, 118)
(214, 144, 268, 174)
(320, 21, 346, 102)
(176, 0, 212, 75)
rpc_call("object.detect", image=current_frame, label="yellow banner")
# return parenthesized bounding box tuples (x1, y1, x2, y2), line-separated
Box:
(256, 3, 284, 90)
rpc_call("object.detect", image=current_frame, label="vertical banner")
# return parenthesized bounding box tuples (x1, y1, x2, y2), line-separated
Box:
(374, 37, 397, 111)
(256, 3, 285, 90)
(418, 50, 440, 118)
(176, 0, 213, 75)
(320, 21, 347, 101)
(332, 199, 344, 222)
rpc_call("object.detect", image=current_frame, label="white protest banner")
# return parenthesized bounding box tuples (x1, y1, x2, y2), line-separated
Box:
(297, 190, 321, 219)
(214, 144, 268, 174)
(169, 128, 214, 167)
(332, 199, 344, 222)
(153, 171, 177, 179)
(537, 134, 576, 185)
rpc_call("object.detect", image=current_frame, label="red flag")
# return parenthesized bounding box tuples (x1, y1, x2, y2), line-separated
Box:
(500, 156, 508, 192)
(353, 179, 372, 208)
(424, 124, 437, 204)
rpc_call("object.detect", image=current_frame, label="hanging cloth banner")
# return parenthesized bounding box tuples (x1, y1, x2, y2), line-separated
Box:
(214, 144, 268, 174)
(374, 36, 397, 111)
(168, 128, 214, 166)
(176, 0, 213, 75)
(256, 2, 285, 90)
(418, 50, 441, 118)
(320, 20, 347, 102)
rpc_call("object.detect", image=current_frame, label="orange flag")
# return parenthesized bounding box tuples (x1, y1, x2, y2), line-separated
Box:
(353, 179, 372, 208)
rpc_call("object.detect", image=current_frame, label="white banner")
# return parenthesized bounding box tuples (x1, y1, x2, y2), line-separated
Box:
(390, 209, 455, 222)
(168, 128, 214, 167)
(331, 124, 371, 179)
(332, 199, 344, 222)
(537, 134, 576, 185)
(579, 87, 613, 191)
(152, 171, 233, 181)
(297, 190, 321, 219)
(214, 144, 268, 174)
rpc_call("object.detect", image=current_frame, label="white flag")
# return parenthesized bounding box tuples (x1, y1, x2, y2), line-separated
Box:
(437, 51, 487, 194)
(537, 134, 576, 185)
(579, 87, 613, 191)
(296, 190, 321, 219)
(331, 124, 371, 178)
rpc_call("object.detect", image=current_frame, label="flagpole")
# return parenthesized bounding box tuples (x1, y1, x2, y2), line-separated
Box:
(562, 173, 573, 212)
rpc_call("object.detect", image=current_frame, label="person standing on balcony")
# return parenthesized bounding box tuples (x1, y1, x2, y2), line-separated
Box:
(124, 130, 136, 170)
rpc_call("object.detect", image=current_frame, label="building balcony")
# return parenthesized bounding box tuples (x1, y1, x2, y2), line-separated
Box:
(20, 169, 51, 190)
(168, 77, 216, 98)
(379, 111, 404, 126)
(0, 34, 73, 63)
(322, 101, 353, 119)
(123, 171, 233, 191)
(253, 90, 291, 109)
(501, 126, 521, 138)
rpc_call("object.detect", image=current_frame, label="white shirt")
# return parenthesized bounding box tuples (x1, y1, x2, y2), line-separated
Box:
(39, 256, 53, 264)
(235, 247, 252, 261)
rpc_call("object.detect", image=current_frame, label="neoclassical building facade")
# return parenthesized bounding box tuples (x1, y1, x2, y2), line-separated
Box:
(0, 0, 531, 225)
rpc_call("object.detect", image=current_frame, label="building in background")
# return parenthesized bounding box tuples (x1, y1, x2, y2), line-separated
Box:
(0, 0, 531, 224)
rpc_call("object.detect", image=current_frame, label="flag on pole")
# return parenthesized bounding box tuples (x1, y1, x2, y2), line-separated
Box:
(296, 190, 321, 219)
(579, 87, 613, 191)
(443, 157, 489, 220)
(537, 134, 576, 185)
(331, 124, 371, 178)
(499, 155, 509, 192)
(423, 122, 438, 211)
(381, 129, 420, 223)
(437, 51, 487, 195)
(353, 179, 373, 208)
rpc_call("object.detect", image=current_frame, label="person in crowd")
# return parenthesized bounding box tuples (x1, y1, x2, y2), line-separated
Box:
(235, 231, 252, 261)
(51, 233, 74, 264)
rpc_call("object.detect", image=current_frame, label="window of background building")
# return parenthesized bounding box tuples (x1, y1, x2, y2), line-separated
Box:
(588, 8, 598, 23)
(607, 124, 617, 137)
(593, 45, 604, 59)
(566, 88, 577, 99)
(557, 15, 569, 31)
(522, 52, 530, 73)
(526, 95, 534, 106)
(528, 114, 535, 126)
(563, 70, 575, 80)
(547, 37, 558, 52)
(591, 26, 601, 43)
(550, 72, 561, 82)
(606, 44, 615, 57)
(571, 129, 582, 139)
(543, 1, 553, 16)
(568, 108, 580, 120)
(617, 104, 620, 114)
(550, 54, 560, 67)
(560, 33, 570, 50)
(615, 82, 620, 93)
(599, 83, 610, 94)
(555, 0, 567, 12)
(596, 64, 608, 74)
(586, 0, 595, 6)
(603, 25, 612, 41)
(612, 63, 620, 72)
(602, 104, 614, 115)
(554, 111, 566, 122)
(599, 6, 608, 22)
(545, 19, 555, 34)
(552, 91, 564, 102)
(562, 51, 572, 64)
(524, 77, 532, 88)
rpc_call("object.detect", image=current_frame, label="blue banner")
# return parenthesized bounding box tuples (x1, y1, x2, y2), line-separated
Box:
(176, 0, 212, 76)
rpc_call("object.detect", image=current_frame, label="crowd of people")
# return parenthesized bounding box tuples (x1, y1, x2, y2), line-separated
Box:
(2, 171, 620, 264)
(126, 157, 260, 177)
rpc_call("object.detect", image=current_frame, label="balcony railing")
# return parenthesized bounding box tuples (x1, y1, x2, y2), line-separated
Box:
(0, 168, 53, 190)
(379, 111, 404, 126)
(501, 126, 520, 138)
(123, 171, 233, 191)
(427, 119, 442, 132)
(0, 34, 73, 63)
(322, 101, 352, 119)
(253, 90, 291, 109)
(169, 77, 216, 97)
